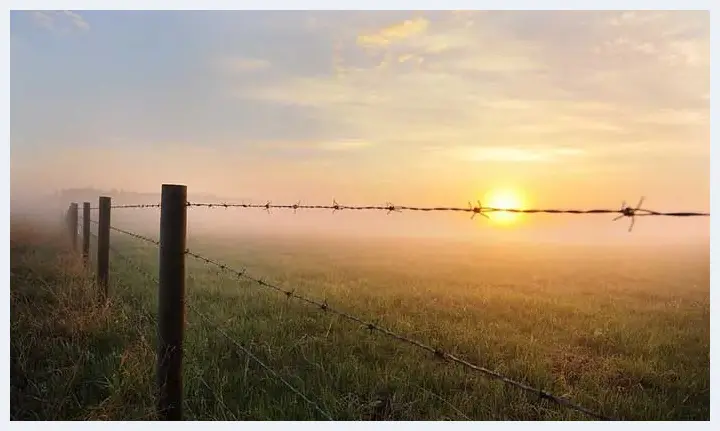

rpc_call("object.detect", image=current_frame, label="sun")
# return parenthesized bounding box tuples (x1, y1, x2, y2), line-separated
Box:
(482, 189, 525, 225)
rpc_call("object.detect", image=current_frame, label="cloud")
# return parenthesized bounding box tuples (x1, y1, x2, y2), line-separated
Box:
(227, 11, 708, 166)
(62, 11, 90, 31)
(439, 146, 586, 163)
(219, 56, 271, 73)
(357, 17, 429, 47)
(30, 12, 54, 30)
(31, 10, 90, 32)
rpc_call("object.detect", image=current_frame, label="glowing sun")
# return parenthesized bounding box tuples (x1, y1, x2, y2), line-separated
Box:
(483, 189, 525, 225)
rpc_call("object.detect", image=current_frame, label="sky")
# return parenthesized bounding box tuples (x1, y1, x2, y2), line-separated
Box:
(9, 10, 710, 243)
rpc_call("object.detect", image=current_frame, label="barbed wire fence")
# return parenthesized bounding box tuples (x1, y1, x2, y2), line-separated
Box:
(94, 233, 331, 420)
(64, 185, 710, 421)
(92, 197, 710, 232)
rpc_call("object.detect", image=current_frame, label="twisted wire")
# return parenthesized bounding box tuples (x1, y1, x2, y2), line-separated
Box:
(79, 196, 710, 232)
(100, 222, 613, 419)
(187, 303, 334, 420)
(105, 244, 241, 421)
(102, 236, 331, 420)
(89, 204, 161, 210)
(108, 225, 160, 246)
(181, 248, 614, 420)
(185, 197, 708, 217)
(87, 218, 160, 246)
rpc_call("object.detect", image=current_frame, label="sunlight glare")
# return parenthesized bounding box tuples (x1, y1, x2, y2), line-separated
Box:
(483, 189, 525, 225)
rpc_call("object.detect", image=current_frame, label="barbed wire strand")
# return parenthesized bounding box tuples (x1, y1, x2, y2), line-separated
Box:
(102, 235, 332, 421)
(188, 198, 708, 233)
(102, 223, 614, 420)
(85, 197, 710, 232)
(89, 204, 162, 210)
(87, 218, 160, 246)
(185, 198, 705, 216)
(94, 222, 615, 419)
(100, 239, 241, 422)
(194, 374, 240, 421)
(410, 383, 472, 421)
(86, 223, 520, 421)
(108, 247, 242, 421)
(86, 198, 712, 218)
(187, 303, 334, 421)
(178, 247, 614, 420)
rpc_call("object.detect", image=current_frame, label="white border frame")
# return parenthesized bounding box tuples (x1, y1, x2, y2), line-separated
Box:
(3, 1, 716, 429)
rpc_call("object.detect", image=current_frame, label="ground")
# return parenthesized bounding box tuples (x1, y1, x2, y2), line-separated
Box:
(9, 221, 710, 420)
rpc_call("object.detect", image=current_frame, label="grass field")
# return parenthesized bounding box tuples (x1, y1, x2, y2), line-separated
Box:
(10, 220, 710, 421)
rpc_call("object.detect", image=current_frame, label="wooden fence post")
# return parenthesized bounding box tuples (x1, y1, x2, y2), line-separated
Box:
(157, 184, 187, 420)
(65, 205, 72, 240)
(82, 202, 91, 267)
(97, 196, 111, 299)
(69, 203, 79, 251)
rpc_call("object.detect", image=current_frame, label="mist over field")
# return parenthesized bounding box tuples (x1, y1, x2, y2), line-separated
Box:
(10, 186, 710, 247)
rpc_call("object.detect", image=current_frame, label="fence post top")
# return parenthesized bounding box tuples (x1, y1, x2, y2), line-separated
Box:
(161, 184, 188, 201)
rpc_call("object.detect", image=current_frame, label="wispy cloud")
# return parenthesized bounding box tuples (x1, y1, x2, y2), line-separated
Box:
(31, 10, 90, 33)
(62, 11, 90, 31)
(437, 146, 585, 163)
(30, 11, 54, 30)
(227, 10, 707, 167)
(357, 17, 429, 47)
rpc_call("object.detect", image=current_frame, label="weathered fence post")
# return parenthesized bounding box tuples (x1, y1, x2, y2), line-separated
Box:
(157, 184, 187, 420)
(82, 202, 91, 267)
(69, 203, 79, 251)
(97, 196, 111, 299)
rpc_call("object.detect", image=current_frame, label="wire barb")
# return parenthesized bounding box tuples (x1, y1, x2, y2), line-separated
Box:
(178, 198, 709, 232)
(104, 241, 331, 420)
(180, 245, 615, 421)
(613, 197, 645, 232)
(469, 200, 489, 220)
(90, 203, 161, 210)
(82, 222, 616, 420)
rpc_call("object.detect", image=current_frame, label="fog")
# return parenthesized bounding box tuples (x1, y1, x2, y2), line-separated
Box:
(10, 186, 710, 253)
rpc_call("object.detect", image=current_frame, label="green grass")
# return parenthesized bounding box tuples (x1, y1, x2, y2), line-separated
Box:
(10, 222, 709, 420)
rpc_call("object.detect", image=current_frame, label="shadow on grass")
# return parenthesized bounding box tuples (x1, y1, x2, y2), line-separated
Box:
(10, 231, 156, 420)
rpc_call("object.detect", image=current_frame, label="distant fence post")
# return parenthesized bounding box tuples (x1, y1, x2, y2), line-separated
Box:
(65, 204, 72, 240)
(97, 196, 111, 299)
(157, 184, 187, 421)
(69, 203, 79, 251)
(82, 202, 91, 267)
